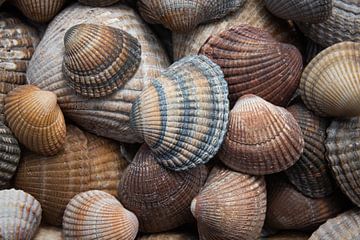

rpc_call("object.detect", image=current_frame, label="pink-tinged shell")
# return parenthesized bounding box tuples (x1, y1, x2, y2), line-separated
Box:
(78, 0, 121, 6)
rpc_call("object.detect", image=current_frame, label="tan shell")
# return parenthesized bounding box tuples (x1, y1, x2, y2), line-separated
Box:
(138, 231, 198, 240)
(33, 225, 63, 240)
(78, 0, 121, 6)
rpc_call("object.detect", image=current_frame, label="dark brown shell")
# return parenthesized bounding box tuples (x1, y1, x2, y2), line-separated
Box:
(78, 0, 121, 6)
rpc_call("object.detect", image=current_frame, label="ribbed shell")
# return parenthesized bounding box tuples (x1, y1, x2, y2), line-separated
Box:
(118, 144, 207, 233)
(199, 25, 303, 107)
(27, 3, 169, 143)
(300, 42, 360, 117)
(4, 85, 66, 156)
(304, 38, 324, 65)
(78, 0, 121, 7)
(63, 190, 138, 240)
(138, 232, 198, 240)
(0, 189, 42, 240)
(14, 124, 128, 226)
(191, 165, 267, 240)
(63, 23, 141, 98)
(33, 225, 63, 240)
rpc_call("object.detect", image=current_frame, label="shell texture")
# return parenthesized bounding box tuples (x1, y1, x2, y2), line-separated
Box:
(78, 0, 121, 6)
(33, 225, 63, 240)
(304, 38, 324, 65)
(138, 231, 198, 240)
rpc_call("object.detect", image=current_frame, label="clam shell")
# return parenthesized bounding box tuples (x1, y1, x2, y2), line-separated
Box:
(34, 225, 63, 240)
(0, 189, 42, 240)
(300, 41, 360, 117)
(63, 190, 138, 240)
(4, 85, 66, 156)
(14, 124, 128, 226)
(199, 25, 303, 107)
(63, 23, 141, 98)
(78, 0, 121, 6)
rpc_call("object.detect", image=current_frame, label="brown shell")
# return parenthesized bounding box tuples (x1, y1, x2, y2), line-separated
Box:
(78, 0, 121, 6)
(33, 225, 63, 240)
(263, 231, 310, 240)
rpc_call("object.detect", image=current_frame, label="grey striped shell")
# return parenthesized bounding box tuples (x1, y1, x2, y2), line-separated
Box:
(130, 55, 229, 171)
(78, 0, 121, 6)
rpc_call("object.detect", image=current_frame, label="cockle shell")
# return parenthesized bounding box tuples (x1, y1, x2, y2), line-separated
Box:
(63, 190, 139, 240)
(0, 189, 42, 240)
(4, 85, 66, 156)
(304, 38, 324, 65)
(300, 41, 360, 117)
(199, 25, 303, 107)
(78, 0, 121, 7)
(14, 124, 128, 226)
(63, 23, 141, 98)
(33, 225, 63, 240)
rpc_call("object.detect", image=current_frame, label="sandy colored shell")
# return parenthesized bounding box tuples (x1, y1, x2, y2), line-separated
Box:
(300, 41, 360, 117)
(78, 0, 121, 6)
(138, 231, 198, 240)
(33, 225, 63, 240)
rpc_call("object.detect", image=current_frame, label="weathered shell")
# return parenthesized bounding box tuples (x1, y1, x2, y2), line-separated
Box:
(199, 25, 303, 107)
(33, 225, 63, 240)
(130, 55, 229, 171)
(63, 23, 141, 98)
(63, 190, 138, 240)
(138, 231, 198, 240)
(300, 42, 360, 117)
(14, 124, 128, 226)
(218, 94, 304, 175)
(4, 85, 66, 156)
(0, 189, 42, 240)
(27, 3, 169, 143)
(78, 0, 121, 6)
(191, 165, 267, 240)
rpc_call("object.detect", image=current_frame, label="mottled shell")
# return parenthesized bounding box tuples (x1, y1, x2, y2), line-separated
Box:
(78, 0, 121, 6)
(138, 231, 198, 240)
(300, 42, 360, 117)
(14, 124, 128, 226)
(33, 225, 63, 240)
(118, 144, 207, 232)
(200, 25, 303, 107)
(4, 85, 66, 156)
(63, 23, 141, 98)
(191, 165, 267, 240)
(0, 189, 42, 240)
(63, 190, 138, 240)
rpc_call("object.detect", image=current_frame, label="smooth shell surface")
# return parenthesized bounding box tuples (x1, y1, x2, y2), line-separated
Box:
(33, 225, 63, 240)
(78, 0, 121, 6)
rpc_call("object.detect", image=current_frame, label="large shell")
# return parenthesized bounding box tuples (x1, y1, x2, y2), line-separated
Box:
(199, 25, 303, 107)
(4, 85, 66, 156)
(78, 0, 121, 6)
(218, 94, 304, 175)
(63, 23, 141, 98)
(0, 189, 42, 240)
(300, 42, 360, 117)
(34, 225, 63, 240)
(14, 124, 128, 226)
(63, 190, 138, 240)
(130, 55, 229, 171)
(27, 3, 169, 143)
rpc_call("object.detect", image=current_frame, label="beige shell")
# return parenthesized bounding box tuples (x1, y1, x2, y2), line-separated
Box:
(138, 231, 198, 240)
(33, 225, 63, 240)
(78, 0, 121, 6)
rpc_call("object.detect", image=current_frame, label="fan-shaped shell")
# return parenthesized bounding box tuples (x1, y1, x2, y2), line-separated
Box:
(0, 189, 42, 240)
(300, 41, 360, 117)
(78, 0, 121, 6)
(14, 124, 128, 226)
(63, 190, 138, 240)
(138, 231, 198, 240)
(33, 225, 63, 240)
(4, 85, 66, 156)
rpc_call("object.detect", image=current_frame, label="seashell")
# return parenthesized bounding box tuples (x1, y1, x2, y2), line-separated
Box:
(27, 3, 169, 143)
(14, 124, 128, 226)
(262, 231, 310, 240)
(4, 85, 66, 156)
(300, 41, 360, 117)
(199, 25, 303, 107)
(191, 164, 267, 240)
(218, 94, 304, 175)
(78, 0, 121, 7)
(63, 190, 138, 240)
(138, 231, 198, 240)
(63, 23, 141, 98)
(118, 144, 208, 233)
(0, 189, 42, 240)
(304, 38, 324, 65)
(34, 225, 63, 240)
(129, 55, 229, 171)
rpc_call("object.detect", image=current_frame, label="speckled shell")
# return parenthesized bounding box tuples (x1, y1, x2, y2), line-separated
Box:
(199, 25, 303, 107)
(14, 125, 128, 226)
(33, 225, 63, 240)
(191, 165, 267, 240)
(4, 85, 66, 156)
(27, 3, 169, 143)
(300, 42, 360, 117)
(118, 144, 207, 233)
(63, 190, 138, 240)
(78, 0, 121, 6)
(138, 231, 198, 240)
(63, 23, 141, 98)
(0, 189, 42, 240)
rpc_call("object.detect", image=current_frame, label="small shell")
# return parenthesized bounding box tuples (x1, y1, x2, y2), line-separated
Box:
(78, 0, 121, 6)
(33, 225, 63, 240)
(4, 85, 66, 156)
(130, 55, 229, 171)
(0, 189, 42, 240)
(63, 190, 138, 240)
(63, 23, 141, 98)
(300, 41, 360, 117)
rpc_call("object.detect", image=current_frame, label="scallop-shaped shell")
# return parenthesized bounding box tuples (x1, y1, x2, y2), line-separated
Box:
(199, 25, 303, 107)
(14, 124, 128, 226)
(63, 190, 138, 240)
(4, 85, 66, 156)
(27, 3, 169, 143)
(63, 23, 141, 98)
(78, 0, 121, 6)
(118, 144, 207, 233)
(0, 189, 42, 240)
(300, 42, 360, 117)
(191, 165, 267, 240)
(33, 225, 63, 240)
(130, 55, 229, 171)
(138, 231, 198, 240)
